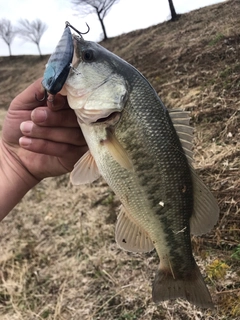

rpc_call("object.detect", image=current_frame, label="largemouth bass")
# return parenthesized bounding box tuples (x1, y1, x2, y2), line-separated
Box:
(60, 33, 219, 309)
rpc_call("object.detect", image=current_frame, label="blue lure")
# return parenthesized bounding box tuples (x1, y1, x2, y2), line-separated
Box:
(42, 24, 74, 95)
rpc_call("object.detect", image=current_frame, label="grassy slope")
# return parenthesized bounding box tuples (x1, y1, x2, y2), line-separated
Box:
(0, 0, 239, 319)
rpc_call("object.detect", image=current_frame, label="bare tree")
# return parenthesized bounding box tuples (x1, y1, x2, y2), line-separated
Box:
(17, 19, 48, 56)
(168, 0, 179, 21)
(71, 0, 119, 41)
(0, 19, 16, 56)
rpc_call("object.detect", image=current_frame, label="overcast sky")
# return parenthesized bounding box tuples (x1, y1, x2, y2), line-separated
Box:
(0, 0, 226, 56)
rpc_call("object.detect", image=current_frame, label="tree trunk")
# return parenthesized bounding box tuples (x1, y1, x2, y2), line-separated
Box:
(168, 0, 178, 21)
(96, 10, 108, 40)
(37, 43, 42, 57)
(8, 44, 12, 56)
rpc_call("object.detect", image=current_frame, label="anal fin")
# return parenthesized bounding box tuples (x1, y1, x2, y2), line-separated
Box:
(115, 206, 154, 253)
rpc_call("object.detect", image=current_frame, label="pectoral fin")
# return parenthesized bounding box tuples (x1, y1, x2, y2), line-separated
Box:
(115, 206, 154, 253)
(190, 166, 219, 235)
(70, 151, 101, 185)
(102, 129, 133, 171)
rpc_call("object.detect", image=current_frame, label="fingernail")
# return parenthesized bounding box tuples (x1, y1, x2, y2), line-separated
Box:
(19, 137, 32, 147)
(32, 109, 47, 123)
(20, 121, 33, 134)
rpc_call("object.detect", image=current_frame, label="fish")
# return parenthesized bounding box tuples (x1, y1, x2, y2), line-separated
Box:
(61, 33, 219, 309)
(42, 23, 74, 95)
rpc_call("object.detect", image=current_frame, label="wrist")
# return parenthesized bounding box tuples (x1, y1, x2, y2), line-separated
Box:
(0, 140, 39, 220)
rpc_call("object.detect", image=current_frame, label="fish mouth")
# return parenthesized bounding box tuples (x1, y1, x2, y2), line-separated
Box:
(94, 111, 121, 125)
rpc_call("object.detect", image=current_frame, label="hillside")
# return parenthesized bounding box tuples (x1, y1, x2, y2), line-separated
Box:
(0, 0, 239, 319)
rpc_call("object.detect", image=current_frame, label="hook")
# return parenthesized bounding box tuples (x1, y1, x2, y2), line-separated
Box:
(65, 21, 90, 38)
(35, 90, 55, 103)
(35, 89, 47, 102)
(47, 94, 55, 103)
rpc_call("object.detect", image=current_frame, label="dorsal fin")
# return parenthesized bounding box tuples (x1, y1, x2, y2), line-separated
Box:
(70, 150, 101, 185)
(115, 206, 154, 253)
(169, 109, 219, 234)
(168, 110, 192, 125)
(169, 109, 194, 163)
(190, 166, 219, 235)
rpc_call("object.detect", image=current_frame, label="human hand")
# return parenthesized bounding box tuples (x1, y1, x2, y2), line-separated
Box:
(1, 78, 87, 182)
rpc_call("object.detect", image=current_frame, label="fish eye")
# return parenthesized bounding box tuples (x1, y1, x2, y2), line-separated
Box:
(82, 50, 94, 62)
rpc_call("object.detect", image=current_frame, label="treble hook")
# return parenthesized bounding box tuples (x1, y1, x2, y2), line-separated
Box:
(35, 89, 47, 102)
(65, 21, 90, 38)
(35, 89, 55, 103)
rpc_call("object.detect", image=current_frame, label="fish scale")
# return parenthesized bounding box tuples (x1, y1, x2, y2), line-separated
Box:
(112, 79, 194, 275)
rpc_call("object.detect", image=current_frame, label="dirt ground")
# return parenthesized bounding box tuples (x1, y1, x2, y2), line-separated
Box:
(0, 0, 239, 319)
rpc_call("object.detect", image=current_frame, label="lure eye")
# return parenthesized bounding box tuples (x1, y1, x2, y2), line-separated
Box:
(83, 49, 94, 62)
(47, 76, 54, 86)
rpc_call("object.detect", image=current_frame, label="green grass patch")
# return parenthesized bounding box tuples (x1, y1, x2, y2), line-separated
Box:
(208, 33, 224, 46)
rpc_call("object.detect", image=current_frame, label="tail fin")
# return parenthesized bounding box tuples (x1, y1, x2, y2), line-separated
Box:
(152, 263, 214, 309)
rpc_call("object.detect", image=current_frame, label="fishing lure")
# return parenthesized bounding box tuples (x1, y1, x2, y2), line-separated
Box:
(40, 22, 90, 100)
(42, 23, 74, 95)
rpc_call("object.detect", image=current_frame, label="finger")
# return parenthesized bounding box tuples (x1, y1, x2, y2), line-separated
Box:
(19, 136, 88, 160)
(10, 78, 46, 111)
(20, 121, 86, 146)
(47, 93, 70, 111)
(31, 107, 79, 127)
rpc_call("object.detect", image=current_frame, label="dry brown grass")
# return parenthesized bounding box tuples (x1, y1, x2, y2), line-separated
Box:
(0, 0, 240, 319)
